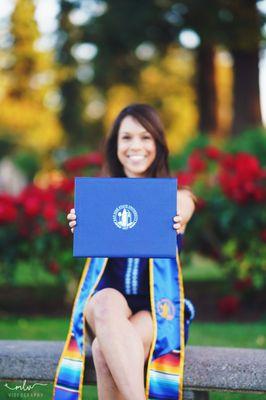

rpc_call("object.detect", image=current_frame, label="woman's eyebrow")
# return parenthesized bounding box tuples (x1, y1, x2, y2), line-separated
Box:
(120, 130, 149, 135)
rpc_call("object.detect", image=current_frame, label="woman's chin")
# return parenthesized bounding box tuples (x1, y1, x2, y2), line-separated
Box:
(124, 168, 147, 178)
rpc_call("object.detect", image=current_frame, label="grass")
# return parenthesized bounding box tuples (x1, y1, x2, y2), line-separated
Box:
(0, 316, 265, 399)
(0, 316, 265, 349)
(182, 253, 226, 281)
(0, 315, 69, 340)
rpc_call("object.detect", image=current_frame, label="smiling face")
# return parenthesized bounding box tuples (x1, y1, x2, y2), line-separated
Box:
(117, 115, 157, 178)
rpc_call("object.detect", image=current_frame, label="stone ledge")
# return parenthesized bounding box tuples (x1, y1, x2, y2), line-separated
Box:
(0, 341, 265, 393)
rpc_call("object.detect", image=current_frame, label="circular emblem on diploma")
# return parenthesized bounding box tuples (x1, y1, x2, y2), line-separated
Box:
(157, 298, 176, 320)
(113, 204, 138, 230)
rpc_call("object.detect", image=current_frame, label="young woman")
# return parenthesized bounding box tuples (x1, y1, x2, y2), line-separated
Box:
(54, 104, 196, 400)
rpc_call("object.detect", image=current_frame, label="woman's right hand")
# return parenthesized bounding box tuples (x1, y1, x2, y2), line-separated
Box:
(67, 208, 76, 233)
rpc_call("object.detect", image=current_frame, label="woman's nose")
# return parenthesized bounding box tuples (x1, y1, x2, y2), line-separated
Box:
(130, 137, 142, 150)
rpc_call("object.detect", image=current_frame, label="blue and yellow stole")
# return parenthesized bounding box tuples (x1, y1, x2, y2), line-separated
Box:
(53, 252, 185, 400)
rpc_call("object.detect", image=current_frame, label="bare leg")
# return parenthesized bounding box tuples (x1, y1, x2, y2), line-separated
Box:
(91, 337, 126, 400)
(85, 289, 153, 400)
(88, 310, 153, 400)
(129, 310, 153, 362)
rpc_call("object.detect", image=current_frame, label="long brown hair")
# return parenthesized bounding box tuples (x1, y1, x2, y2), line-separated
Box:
(103, 103, 170, 177)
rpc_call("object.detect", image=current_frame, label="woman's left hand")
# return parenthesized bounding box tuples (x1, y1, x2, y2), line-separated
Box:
(173, 213, 182, 234)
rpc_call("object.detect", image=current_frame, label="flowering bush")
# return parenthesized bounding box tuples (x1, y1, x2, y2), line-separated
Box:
(0, 179, 73, 283)
(175, 130, 266, 291)
(0, 152, 103, 285)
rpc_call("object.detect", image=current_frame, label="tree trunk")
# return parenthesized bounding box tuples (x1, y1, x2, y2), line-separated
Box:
(196, 45, 218, 134)
(231, 48, 262, 135)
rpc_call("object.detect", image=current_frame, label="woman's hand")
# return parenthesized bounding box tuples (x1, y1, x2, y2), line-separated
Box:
(176, 189, 196, 234)
(173, 213, 182, 234)
(67, 208, 76, 233)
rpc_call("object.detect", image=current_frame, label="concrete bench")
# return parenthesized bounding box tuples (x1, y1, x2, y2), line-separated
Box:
(0, 340, 265, 399)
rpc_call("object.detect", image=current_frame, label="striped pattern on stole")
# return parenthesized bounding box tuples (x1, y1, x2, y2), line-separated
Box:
(53, 258, 108, 400)
(146, 255, 185, 399)
(53, 253, 185, 400)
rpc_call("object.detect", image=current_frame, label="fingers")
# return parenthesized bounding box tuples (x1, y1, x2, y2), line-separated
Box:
(173, 213, 182, 233)
(173, 223, 181, 231)
(67, 209, 76, 221)
(173, 214, 182, 222)
(67, 208, 76, 233)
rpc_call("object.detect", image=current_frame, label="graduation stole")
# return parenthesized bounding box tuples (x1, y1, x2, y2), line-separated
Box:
(53, 252, 185, 400)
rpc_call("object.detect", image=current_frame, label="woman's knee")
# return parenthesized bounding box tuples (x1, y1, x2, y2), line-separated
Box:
(85, 288, 132, 328)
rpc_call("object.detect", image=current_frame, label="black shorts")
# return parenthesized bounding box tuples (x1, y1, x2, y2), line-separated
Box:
(125, 294, 151, 314)
(91, 289, 151, 314)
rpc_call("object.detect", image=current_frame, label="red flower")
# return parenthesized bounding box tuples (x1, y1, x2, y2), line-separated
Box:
(48, 261, 60, 275)
(43, 203, 57, 221)
(57, 178, 74, 194)
(63, 152, 103, 172)
(176, 171, 195, 186)
(19, 185, 42, 201)
(188, 149, 206, 173)
(42, 188, 56, 203)
(86, 152, 104, 166)
(218, 295, 240, 316)
(24, 196, 42, 217)
(0, 194, 17, 224)
(204, 146, 221, 160)
(18, 185, 44, 217)
(219, 152, 266, 204)
(234, 153, 261, 178)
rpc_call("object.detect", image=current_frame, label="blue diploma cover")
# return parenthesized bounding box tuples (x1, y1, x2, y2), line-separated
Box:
(73, 177, 177, 258)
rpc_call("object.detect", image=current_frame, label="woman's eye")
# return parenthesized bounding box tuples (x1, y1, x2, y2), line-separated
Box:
(122, 135, 130, 140)
(143, 136, 151, 140)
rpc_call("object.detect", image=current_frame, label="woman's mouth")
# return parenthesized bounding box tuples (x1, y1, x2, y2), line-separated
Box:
(127, 155, 146, 161)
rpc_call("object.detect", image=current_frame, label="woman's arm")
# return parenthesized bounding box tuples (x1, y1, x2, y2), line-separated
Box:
(176, 189, 196, 234)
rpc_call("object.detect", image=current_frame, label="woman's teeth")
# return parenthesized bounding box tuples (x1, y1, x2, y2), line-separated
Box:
(128, 155, 145, 161)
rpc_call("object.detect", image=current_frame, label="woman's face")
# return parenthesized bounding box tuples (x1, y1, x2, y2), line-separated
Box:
(117, 115, 157, 178)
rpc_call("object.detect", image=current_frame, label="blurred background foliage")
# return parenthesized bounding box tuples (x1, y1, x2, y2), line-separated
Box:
(0, 0, 265, 318)
(0, 0, 265, 157)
